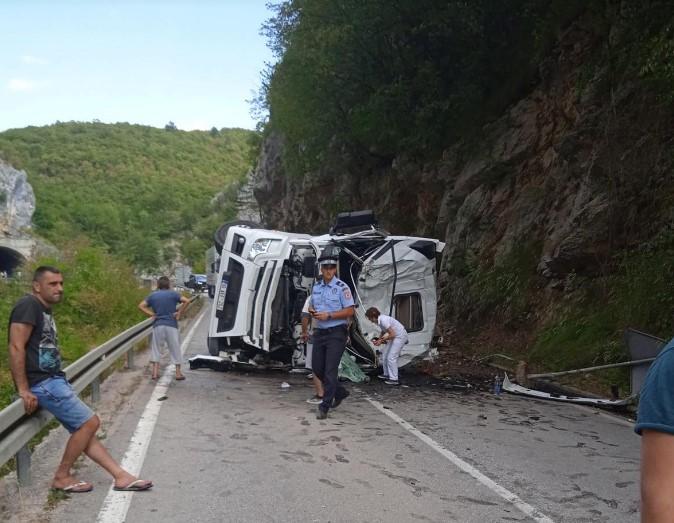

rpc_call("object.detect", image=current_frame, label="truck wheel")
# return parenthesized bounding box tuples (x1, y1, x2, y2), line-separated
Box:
(207, 336, 223, 356)
(214, 220, 261, 254)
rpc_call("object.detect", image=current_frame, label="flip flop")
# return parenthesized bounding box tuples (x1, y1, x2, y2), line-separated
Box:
(175, 376, 186, 381)
(52, 481, 93, 493)
(113, 479, 153, 492)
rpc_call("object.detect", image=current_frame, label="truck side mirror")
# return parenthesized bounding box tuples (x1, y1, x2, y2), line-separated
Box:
(303, 256, 317, 278)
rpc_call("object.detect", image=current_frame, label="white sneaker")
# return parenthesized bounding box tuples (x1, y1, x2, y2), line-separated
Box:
(306, 395, 323, 404)
(384, 380, 399, 386)
(306, 373, 314, 379)
(377, 374, 389, 380)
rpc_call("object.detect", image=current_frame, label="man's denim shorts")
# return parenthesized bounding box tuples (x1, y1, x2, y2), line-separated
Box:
(30, 376, 95, 433)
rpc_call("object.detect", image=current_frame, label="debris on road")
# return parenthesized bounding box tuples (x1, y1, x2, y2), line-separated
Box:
(501, 374, 635, 407)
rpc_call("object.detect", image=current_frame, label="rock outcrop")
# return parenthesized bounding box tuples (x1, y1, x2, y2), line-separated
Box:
(0, 160, 35, 236)
(250, 15, 674, 341)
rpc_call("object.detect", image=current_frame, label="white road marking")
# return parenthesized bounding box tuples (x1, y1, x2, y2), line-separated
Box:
(366, 398, 556, 523)
(96, 308, 208, 523)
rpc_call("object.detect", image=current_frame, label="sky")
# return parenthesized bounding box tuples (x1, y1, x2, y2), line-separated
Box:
(0, 1, 275, 132)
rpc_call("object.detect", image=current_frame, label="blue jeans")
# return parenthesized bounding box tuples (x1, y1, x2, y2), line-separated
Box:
(31, 376, 95, 433)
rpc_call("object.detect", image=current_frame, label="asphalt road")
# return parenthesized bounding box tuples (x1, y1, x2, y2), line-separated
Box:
(42, 305, 640, 523)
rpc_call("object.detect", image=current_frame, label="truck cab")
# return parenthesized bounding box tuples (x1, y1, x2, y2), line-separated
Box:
(206, 211, 444, 369)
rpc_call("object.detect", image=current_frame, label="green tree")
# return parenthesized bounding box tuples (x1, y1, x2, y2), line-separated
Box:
(0, 122, 260, 271)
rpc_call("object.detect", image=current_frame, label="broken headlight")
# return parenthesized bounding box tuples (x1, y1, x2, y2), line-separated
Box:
(248, 239, 280, 260)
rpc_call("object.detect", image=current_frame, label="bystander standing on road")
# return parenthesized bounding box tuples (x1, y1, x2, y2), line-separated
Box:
(8, 266, 153, 493)
(634, 334, 674, 522)
(138, 276, 190, 381)
(300, 295, 324, 404)
(309, 251, 354, 419)
(365, 307, 408, 385)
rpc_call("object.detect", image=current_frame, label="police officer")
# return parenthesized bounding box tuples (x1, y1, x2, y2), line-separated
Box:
(309, 251, 355, 419)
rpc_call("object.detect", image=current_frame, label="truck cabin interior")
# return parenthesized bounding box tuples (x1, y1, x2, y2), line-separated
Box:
(268, 246, 316, 360)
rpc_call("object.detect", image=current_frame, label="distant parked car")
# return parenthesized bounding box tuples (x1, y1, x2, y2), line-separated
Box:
(186, 274, 208, 293)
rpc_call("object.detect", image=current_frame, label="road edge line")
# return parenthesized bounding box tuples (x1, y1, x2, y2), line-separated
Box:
(95, 307, 208, 523)
(365, 397, 556, 523)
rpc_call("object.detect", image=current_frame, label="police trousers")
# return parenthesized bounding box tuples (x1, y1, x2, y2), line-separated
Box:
(312, 325, 348, 412)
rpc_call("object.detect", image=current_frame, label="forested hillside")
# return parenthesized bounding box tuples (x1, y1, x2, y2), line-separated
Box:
(0, 122, 259, 269)
(252, 0, 674, 390)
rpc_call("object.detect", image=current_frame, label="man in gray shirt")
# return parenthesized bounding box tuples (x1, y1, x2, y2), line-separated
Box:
(138, 276, 190, 380)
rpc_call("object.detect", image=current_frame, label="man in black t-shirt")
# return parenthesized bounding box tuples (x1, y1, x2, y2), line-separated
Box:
(8, 266, 152, 493)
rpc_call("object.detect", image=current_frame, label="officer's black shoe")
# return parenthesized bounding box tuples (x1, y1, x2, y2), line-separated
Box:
(332, 389, 350, 409)
(316, 407, 328, 420)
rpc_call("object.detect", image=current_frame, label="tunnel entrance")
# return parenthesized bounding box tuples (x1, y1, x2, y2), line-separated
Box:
(0, 246, 25, 277)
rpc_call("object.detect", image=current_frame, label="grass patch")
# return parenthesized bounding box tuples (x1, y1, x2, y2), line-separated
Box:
(466, 241, 541, 321)
(45, 487, 70, 510)
(529, 231, 674, 393)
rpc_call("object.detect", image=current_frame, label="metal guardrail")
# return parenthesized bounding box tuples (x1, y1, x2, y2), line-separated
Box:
(0, 295, 201, 485)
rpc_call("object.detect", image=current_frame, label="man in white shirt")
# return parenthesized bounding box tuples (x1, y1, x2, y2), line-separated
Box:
(366, 307, 408, 385)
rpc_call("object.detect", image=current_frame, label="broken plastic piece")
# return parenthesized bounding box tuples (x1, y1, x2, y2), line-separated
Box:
(501, 374, 634, 406)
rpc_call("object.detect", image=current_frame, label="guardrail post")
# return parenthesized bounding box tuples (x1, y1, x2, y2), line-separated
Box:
(91, 377, 100, 404)
(126, 347, 135, 370)
(16, 445, 31, 486)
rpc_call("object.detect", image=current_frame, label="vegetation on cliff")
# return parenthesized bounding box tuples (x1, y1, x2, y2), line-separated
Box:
(259, 0, 589, 169)
(0, 122, 259, 270)
(257, 0, 674, 392)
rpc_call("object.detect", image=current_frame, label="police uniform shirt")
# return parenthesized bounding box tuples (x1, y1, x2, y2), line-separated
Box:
(310, 277, 354, 329)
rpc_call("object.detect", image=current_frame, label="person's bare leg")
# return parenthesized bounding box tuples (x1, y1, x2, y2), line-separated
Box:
(151, 361, 159, 379)
(52, 415, 99, 488)
(312, 375, 324, 398)
(84, 437, 151, 488)
(175, 364, 184, 379)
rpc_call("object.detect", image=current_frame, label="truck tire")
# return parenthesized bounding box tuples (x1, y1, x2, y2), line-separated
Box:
(214, 220, 261, 254)
(207, 336, 224, 356)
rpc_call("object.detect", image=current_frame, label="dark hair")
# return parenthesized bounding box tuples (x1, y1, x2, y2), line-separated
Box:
(365, 307, 380, 320)
(33, 266, 62, 282)
(157, 276, 171, 289)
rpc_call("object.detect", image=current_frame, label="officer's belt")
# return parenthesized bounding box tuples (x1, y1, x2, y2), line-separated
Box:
(314, 325, 347, 334)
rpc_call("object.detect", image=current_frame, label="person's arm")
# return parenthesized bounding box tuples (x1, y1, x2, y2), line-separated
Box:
(174, 295, 190, 321)
(8, 323, 38, 414)
(380, 326, 397, 343)
(138, 299, 155, 319)
(641, 429, 674, 521)
(300, 315, 311, 342)
(311, 306, 354, 322)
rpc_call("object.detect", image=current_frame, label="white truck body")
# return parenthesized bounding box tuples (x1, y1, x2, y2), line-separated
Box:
(206, 216, 444, 369)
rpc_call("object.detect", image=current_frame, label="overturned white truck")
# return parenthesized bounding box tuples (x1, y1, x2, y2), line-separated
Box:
(201, 211, 445, 371)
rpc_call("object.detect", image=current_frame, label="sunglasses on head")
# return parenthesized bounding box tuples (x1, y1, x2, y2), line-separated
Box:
(321, 264, 337, 269)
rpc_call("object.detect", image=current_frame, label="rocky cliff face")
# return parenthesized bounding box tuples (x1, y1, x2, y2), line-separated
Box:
(0, 160, 35, 236)
(251, 17, 674, 345)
